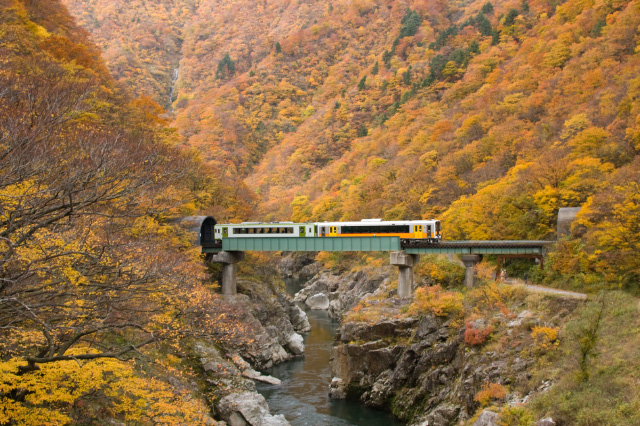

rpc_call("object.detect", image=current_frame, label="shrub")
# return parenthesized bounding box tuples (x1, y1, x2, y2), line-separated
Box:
(465, 321, 495, 345)
(474, 382, 507, 406)
(498, 406, 535, 426)
(408, 285, 464, 318)
(415, 255, 465, 287)
(531, 326, 559, 351)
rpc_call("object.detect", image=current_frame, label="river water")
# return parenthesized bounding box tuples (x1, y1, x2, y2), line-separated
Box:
(255, 278, 405, 426)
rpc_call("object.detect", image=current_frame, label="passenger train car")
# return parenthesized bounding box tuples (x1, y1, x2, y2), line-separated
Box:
(214, 219, 441, 242)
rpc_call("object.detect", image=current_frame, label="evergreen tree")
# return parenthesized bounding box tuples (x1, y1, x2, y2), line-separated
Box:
(216, 53, 235, 79)
(372, 61, 379, 75)
(481, 2, 494, 15)
(492, 29, 500, 45)
(358, 75, 367, 91)
(275, 42, 282, 53)
(357, 124, 368, 137)
(469, 40, 480, 54)
(403, 67, 411, 85)
(504, 9, 519, 26)
(382, 50, 392, 67)
(476, 13, 493, 36)
(399, 9, 422, 38)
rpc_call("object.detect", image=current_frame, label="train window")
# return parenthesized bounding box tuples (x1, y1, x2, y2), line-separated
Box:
(288, 227, 293, 234)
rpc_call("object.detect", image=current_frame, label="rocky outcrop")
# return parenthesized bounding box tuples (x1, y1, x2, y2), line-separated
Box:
(226, 279, 308, 369)
(277, 254, 317, 281)
(194, 343, 288, 425)
(330, 313, 537, 425)
(293, 269, 391, 318)
(472, 410, 499, 426)
(289, 305, 311, 333)
(217, 392, 290, 426)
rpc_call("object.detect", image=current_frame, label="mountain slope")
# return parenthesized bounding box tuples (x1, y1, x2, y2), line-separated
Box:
(65, 0, 640, 288)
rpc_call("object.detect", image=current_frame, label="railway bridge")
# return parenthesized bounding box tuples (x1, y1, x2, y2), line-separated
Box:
(181, 216, 554, 298)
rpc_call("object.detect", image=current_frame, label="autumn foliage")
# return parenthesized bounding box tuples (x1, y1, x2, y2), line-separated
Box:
(0, 1, 258, 422)
(408, 285, 464, 318)
(474, 382, 508, 406)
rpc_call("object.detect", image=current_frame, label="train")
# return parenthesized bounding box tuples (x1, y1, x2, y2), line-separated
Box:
(213, 219, 441, 242)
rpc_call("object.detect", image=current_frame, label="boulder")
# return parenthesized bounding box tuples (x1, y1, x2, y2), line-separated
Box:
(216, 392, 289, 426)
(287, 333, 305, 355)
(537, 418, 556, 426)
(306, 293, 330, 310)
(289, 305, 311, 333)
(329, 377, 346, 399)
(473, 410, 499, 426)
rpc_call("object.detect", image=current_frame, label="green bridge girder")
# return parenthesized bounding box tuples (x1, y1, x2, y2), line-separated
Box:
(202, 238, 552, 255)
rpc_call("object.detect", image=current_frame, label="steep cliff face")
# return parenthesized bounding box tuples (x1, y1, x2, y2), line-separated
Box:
(330, 290, 581, 425)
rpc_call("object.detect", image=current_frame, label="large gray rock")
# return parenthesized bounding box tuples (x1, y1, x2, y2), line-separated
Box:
(473, 410, 499, 426)
(537, 418, 556, 426)
(289, 305, 311, 333)
(217, 392, 289, 426)
(287, 333, 305, 355)
(306, 293, 330, 310)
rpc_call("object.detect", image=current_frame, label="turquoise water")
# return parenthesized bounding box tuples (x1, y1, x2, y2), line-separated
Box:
(255, 279, 405, 426)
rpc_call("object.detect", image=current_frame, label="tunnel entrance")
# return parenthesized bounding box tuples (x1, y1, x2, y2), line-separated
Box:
(200, 216, 217, 246)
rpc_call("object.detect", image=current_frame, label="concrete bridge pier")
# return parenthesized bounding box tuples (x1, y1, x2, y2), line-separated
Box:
(461, 254, 482, 288)
(390, 251, 420, 298)
(206, 251, 245, 296)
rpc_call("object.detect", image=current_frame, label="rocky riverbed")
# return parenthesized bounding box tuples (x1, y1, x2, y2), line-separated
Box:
(278, 255, 581, 426)
(189, 275, 311, 426)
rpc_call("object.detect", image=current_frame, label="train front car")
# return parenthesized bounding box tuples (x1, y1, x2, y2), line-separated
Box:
(214, 222, 315, 240)
(316, 219, 441, 241)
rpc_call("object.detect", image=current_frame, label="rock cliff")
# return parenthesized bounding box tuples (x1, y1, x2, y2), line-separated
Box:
(330, 291, 580, 425)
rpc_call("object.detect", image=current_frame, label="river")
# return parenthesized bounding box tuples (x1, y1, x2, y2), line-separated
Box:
(255, 278, 405, 426)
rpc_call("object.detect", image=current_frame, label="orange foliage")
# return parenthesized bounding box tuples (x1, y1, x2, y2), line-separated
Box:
(474, 382, 508, 406)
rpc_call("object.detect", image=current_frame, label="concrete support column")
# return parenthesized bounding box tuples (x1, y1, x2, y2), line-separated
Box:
(460, 254, 482, 288)
(206, 251, 245, 296)
(390, 251, 420, 298)
(221, 263, 237, 296)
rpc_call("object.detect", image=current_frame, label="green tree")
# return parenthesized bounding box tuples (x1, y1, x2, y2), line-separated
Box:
(476, 13, 493, 36)
(358, 75, 367, 91)
(275, 41, 282, 53)
(481, 2, 494, 14)
(503, 9, 519, 26)
(216, 53, 236, 79)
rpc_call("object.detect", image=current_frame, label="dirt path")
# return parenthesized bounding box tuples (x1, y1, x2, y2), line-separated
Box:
(504, 279, 588, 300)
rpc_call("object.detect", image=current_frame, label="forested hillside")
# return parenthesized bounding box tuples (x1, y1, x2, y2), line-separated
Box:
(0, 1, 264, 422)
(63, 0, 639, 291)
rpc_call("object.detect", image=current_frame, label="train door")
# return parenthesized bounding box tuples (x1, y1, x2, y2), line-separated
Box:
(413, 224, 423, 238)
(329, 226, 338, 237)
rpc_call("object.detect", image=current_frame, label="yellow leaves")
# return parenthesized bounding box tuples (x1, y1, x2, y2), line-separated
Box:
(561, 113, 591, 140)
(0, 354, 210, 426)
(366, 156, 387, 169)
(419, 150, 438, 170)
(290, 195, 311, 222)
(408, 285, 464, 318)
(531, 326, 559, 351)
